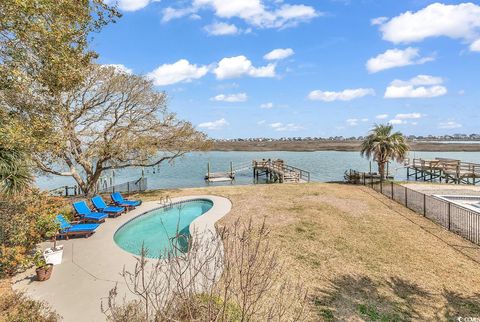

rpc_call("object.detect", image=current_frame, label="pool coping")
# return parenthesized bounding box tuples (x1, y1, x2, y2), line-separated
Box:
(113, 198, 215, 257)
(433, 195, 480, 214)
(11, 195, 232, 322)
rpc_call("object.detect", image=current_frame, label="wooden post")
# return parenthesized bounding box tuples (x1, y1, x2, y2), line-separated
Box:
(423, 194, 426, 217)
(447, 202, 451, 230)
(65, 186, 69, 197)
(391, 182, 394, 199)
(207, 162, 211, 179)
(405, 187, 408, 207)
(230, 161, 233, 177)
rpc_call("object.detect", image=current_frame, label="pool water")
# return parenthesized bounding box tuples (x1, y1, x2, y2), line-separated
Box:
(114, 199, 213, 258)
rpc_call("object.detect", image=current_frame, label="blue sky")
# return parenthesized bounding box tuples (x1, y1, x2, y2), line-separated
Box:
(95, 0, 480, 138)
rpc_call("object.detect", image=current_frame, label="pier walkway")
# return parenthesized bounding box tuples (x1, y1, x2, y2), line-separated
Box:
(406, 158, 480, 185)
(205, 159, 311, 184)
(252, 159, 310, 183)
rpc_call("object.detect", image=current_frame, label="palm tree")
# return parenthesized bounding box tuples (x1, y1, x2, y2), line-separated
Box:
(0, 145, 32, 195)
(361, 124, 409, 179)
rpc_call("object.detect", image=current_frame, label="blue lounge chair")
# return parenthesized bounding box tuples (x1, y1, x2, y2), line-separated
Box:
(56, 214, 99, 239)
(111, 192, 142, 208)
(91, 195, 124, 217)
(72, 201, 108, 223)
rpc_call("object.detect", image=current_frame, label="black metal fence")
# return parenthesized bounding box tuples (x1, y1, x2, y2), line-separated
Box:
(347, 170, 480, 246)
(98, 177, 147, 194)
(49, 185, 83, 197)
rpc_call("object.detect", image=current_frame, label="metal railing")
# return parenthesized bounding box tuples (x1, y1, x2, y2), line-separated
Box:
(98, 177, 147, 194)
(346, 170, 480, 246)
(49, 185, 83, 197)
(253, 160, 311, 182)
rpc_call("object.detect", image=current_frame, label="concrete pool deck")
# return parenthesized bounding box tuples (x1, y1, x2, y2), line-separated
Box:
(11, 195, 232, 322)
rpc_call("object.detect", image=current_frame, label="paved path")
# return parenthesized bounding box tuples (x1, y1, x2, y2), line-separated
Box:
(12, 195, 232, 322)
(403, 182, 480, 196)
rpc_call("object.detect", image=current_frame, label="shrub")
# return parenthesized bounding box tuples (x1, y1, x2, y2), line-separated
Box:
(102, 218, 309, 321)
(0, 291, 59, 322)
(0, 189, 66, 277)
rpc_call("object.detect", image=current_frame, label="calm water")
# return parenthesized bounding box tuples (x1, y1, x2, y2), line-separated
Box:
(36, 151, 480, 191)
(114, 199, 213, 258)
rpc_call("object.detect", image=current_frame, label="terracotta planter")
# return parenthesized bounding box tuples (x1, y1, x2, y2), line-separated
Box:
(36, 264, 53, 281)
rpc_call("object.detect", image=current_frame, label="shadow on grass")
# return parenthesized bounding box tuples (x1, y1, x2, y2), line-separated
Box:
(440, 290, 480, 321)
(312, 275, 480, 321)
(311, 275, 448, 321)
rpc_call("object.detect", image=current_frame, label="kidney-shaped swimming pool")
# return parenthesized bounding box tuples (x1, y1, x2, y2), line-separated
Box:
(114, 199, 213, 258)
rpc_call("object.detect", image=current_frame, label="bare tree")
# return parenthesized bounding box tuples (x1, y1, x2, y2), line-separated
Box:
(102, 218, 309, 321)
(14, 65, 210, 195)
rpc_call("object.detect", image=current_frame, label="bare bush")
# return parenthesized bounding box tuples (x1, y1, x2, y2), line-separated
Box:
(0, 291, 60, 321)
(102, 218, 309, 321)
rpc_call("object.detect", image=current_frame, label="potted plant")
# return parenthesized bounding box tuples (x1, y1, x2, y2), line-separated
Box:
(35, 252, 53, 281)
(42, 218, 63, 265)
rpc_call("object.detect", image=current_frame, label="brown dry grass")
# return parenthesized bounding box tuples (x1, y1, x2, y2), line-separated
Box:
(137, 183, 480, 321)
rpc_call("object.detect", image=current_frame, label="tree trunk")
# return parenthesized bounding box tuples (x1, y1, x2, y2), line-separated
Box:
(378, 162, 386, 180)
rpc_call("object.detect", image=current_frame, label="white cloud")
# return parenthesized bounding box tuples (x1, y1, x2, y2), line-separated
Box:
(198, 118, 229, 130)
(162, 7, 197, 22)
(388, 113, 423, 126)
(371, 17, 388, 26)
(438, 121, 462, 129)
(388, 119, 404, 125)
(346, 119, 358, 126)
(204, 22, 240, 35)
(269, 122, 302, 131)
(214, 55, 276, 79)
(384, 75, 447, 99)
(308, 88, 375, 102)
(395, 113, 422, 119)
(257, 120, 266, 125)
(211, 93, 248, 102)
(107, 0, 151, 11)
(346, 118, 369, 126)
(376, 3, 480, 51)
(366, 47, 434, 73)
(264, 48, 295, 61)
(147, 59, 209, 86)
(260, 102, 274, 109)
(470, 39, 480, 52)
(164, 1, 319, 29)
(102, 64, 133, 74)
(376, 114, 389, 120)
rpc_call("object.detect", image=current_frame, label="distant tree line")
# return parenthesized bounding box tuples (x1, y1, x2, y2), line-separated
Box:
(214, 133, 480, 143)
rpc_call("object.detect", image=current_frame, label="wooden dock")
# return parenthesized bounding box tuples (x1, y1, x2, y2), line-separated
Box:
(252, 159, 310, 183)
(204, 160, 311, 184)
(204, 162, 235, 182)
(406, 157, 480, 184)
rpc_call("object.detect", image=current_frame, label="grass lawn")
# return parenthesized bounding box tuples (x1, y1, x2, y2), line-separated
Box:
(139, 183, 480, 321)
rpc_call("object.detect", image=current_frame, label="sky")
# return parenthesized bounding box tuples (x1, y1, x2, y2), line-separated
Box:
(94, 0, 480, 138)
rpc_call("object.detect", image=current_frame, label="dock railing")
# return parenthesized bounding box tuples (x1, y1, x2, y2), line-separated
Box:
(407, 158, 480, 183)
(253, 160, 310, 182)
(346, 169, 480, 246)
